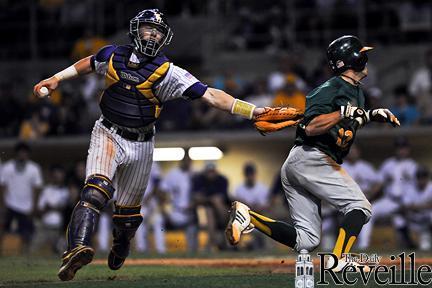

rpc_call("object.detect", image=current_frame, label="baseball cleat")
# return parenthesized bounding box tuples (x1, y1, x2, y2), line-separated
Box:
(225, 201, 254, 245)
(108, 249, 127, 270)
(108, 231, 132, 270)
(58, 245, 94, 281)
(325, 255, 371, 273)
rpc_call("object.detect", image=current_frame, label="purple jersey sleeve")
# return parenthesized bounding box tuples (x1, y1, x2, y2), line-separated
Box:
(90, 45, 117, 71)
(182, 82, 208, 100)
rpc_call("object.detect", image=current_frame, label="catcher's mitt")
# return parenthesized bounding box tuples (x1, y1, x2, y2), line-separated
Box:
(254, 107, 304, 135)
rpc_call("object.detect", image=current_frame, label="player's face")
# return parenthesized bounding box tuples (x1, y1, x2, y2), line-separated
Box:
(417, 176, 429, 190)
(396, 146, 410, 159)
(16, 149, 29, 161)
(138, 24, 165, 44)
(53, 169, 65, 185)
(245, 172, 256, 184)
(356, 65, 368, 80)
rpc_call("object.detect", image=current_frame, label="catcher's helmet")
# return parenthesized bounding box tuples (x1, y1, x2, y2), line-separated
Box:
(327, 35, 373, 74)
(129, 9, 173, 57)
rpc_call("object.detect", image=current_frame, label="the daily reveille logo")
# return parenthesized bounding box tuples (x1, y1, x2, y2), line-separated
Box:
(296, 251, 432, 287)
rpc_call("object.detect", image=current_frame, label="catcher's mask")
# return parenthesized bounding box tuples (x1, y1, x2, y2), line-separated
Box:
(327, 35, 373, 74)
(129, 9, 173, 57)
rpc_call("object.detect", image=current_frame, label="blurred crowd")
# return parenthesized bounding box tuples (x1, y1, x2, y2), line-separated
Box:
(1, 47, 432, 139)
(1, 137, 432, 255)
(0, 1, 431, 138)
(224, 0, 431, 51)
(2, 1, 431, 59)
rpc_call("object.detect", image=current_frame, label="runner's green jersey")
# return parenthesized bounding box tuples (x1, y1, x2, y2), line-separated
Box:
(294, 76, 365, 164)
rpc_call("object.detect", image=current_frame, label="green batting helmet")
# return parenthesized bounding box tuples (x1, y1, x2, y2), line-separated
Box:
(327, 35, 373, 74)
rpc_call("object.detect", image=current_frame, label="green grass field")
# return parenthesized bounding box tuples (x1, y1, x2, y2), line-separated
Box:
(0, 256, 287, 288)
(0, 253, 430, 288)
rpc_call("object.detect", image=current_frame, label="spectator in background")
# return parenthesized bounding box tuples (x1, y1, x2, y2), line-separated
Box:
(358, 137, 418, 250)
(213, 70, 244, 96)
(136, 163, 166, 254)
(34, 165, 70, 254)
(342, 144, 382, 250)
(64, 161, 86, 233)
(409, 48, 432, 123)
(234, 163, 270, 212)
(269, 171, 287, 212)
(390, 85, 419, 126)
(404, 166, 432, 251)
(272, 75, 306, 111)
(193, 162, 230, 251)
(0, 142, 43, 253)
(268, 55, 307, 94)
(364, 87, 383, 110)
(70, 29, 108, 61)
(19, 112, 50, 140)
(322, 145, 381, 250)
(342, 145, 381, 202)
(160, 157, 198, 253)
(20, 91, 60, 140)
(244, 78, 273, 108)
(234, 162, 270, 250)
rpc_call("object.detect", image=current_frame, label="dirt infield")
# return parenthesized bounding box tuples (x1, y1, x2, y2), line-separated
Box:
(92, 256, 432, 272)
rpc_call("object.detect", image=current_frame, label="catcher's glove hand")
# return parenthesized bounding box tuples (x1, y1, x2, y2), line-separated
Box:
(254, 107, 304, 135)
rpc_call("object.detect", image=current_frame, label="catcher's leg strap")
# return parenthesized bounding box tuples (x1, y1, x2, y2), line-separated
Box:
(67, 175, 115, 250)
(111, 203, 143, 258)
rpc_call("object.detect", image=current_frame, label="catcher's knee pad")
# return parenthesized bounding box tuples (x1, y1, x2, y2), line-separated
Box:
(81, 174, 115, 211)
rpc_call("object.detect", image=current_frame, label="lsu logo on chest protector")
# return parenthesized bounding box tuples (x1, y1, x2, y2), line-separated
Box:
(120, 71, 140, 83)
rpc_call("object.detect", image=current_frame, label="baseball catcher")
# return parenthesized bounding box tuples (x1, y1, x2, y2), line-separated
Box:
(33, 9, 265, 281)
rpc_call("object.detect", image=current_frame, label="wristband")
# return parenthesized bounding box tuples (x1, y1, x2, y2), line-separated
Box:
(231, 99, 256, 119)
(54, 65, 78, 81)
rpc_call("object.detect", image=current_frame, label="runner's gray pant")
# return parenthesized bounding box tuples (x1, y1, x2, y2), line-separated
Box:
(281, 145, 372, 252)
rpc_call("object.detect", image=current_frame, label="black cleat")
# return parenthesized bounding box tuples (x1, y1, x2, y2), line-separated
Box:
(108, 249, 126, 270)
(58, 246, 94, 281)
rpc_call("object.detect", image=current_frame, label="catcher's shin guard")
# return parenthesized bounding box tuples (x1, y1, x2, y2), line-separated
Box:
(59, 175, 114, 281)
(108, 203, 143, 270)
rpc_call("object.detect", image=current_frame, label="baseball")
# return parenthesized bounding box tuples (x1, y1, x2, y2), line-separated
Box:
(39, 86, 49, 97)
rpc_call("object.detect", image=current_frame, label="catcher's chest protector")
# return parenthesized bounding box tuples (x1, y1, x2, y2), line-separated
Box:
(100, 45, 170, 128)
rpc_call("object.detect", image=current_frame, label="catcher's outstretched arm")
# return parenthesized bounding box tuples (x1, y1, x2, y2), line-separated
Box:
(33, 56, 93, 97)
(305, 111, 342, 136)
(201, 88, 264, 119)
